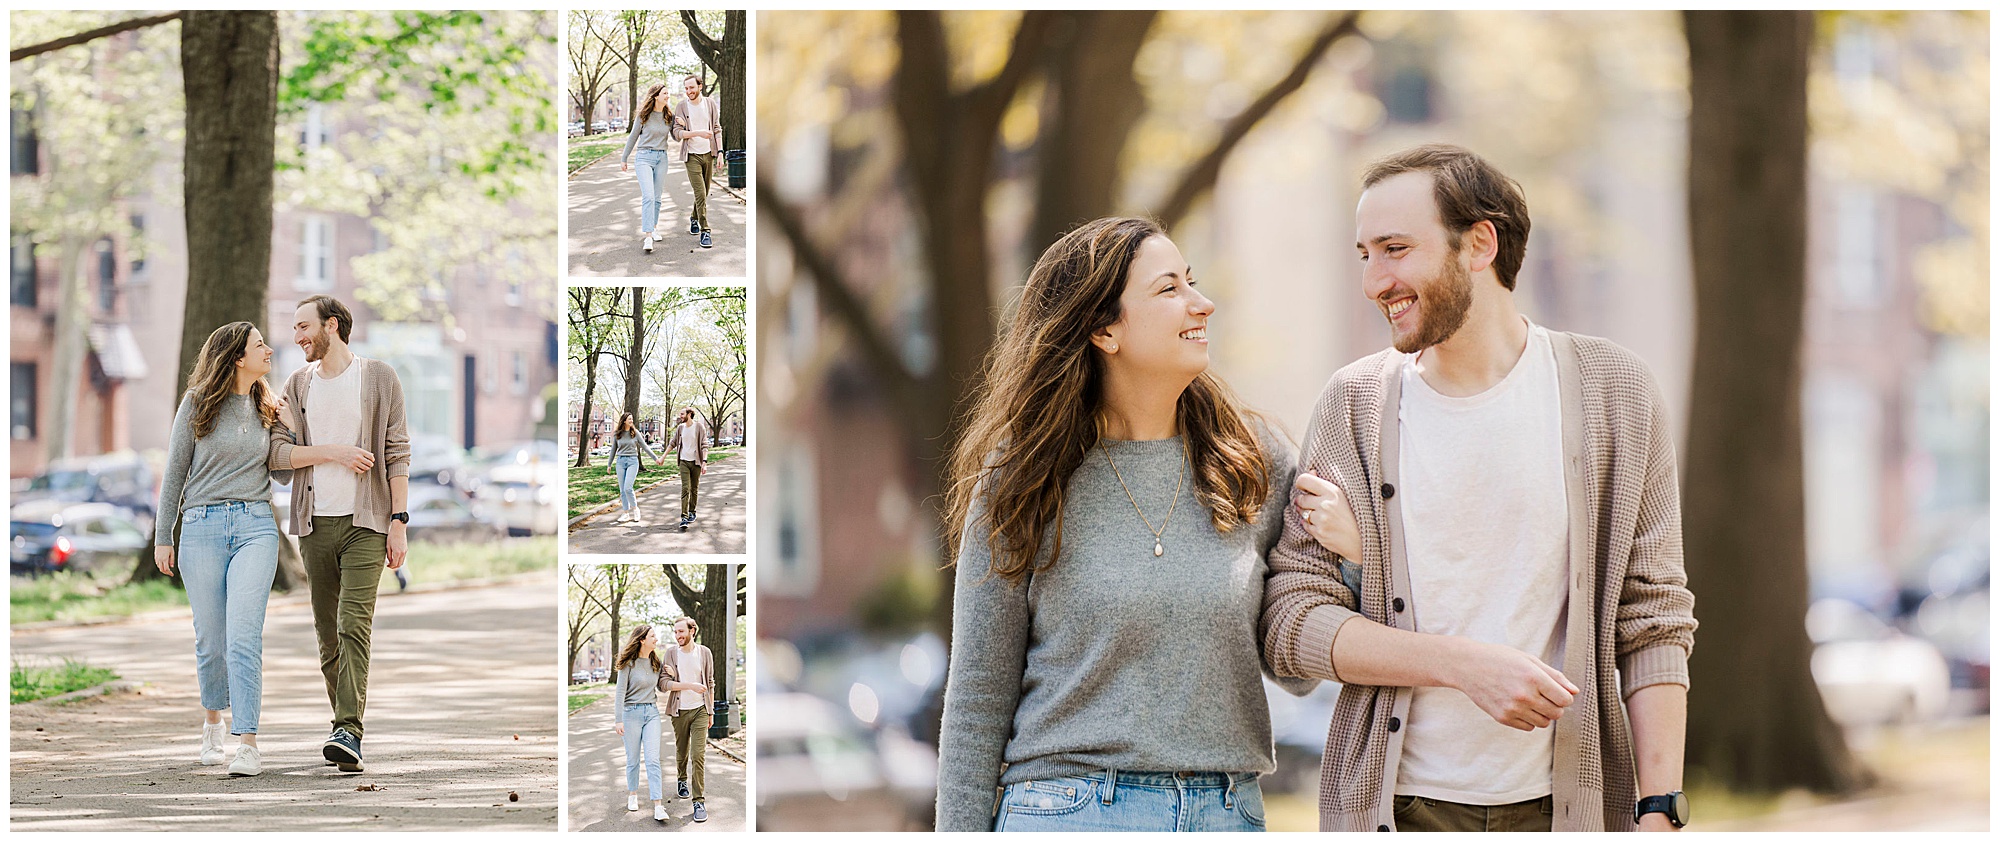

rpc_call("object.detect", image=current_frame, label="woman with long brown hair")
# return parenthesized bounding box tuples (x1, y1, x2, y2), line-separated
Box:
(152, 321, 291, 777)
(620, 82, 679, 254)
(605, 412, 663, 524)
(934, 217, 1307, 831)
(612, 623, 669, 821)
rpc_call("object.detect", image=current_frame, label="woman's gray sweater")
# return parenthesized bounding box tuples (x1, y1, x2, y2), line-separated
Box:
(612, 432, 658, 462)
(935, 426, 1309, 831)
(613, 657, 660, 722)
(620, 111, 675, 164)
(156, 394, 288, 546)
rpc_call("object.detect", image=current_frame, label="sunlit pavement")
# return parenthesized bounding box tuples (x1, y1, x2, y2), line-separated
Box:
(567, 453, 746, 556)
(567, 151, 746, 279)
(566, 693, 746, 832)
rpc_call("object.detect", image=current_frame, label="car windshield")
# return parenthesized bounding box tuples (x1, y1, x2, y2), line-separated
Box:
(27, 471, 92, 494)
(10, 522, 59, 541)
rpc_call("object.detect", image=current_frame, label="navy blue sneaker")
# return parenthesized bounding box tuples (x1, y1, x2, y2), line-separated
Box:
(692, 802, 707, 822)
(699, 230, 712, 249)
(323, 728, 363, 772)
(678, 780, 690, 800)
(688, 216, 700, 235)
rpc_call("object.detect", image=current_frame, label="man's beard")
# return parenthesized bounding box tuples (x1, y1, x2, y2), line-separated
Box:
(303, 330, 331, 362)
(1391, 250, 1475, 354)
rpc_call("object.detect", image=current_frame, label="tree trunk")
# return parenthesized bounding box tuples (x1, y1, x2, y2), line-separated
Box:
(44, 236, 85, 465)
(683, 10, 747, 153)
(177, 11, 277, 397)
(1682, 10, 1864, 794)
(623, 286, 646, 423)
(1030, 11, 1155, 252)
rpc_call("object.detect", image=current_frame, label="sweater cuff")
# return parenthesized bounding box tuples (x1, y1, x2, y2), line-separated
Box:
(1619, 643, 1690, 698)
(1294, 603, 1362, 683)
(269, 440, 297, 472)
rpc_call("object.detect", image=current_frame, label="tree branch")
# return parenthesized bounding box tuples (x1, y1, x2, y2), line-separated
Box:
(1155, 11, 1362, 228)
(758, 179, 916, 400)
(965, 11, 1059, 122)
(681, 10, 720, 69)
(11, 11, 183, 62)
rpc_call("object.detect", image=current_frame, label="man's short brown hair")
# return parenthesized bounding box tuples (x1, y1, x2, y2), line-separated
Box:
(1362, 144, 1532, 291)
(297, 294, 355, 343)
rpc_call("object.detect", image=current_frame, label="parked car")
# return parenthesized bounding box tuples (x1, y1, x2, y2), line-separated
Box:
(474, 462, 561, 536)
(757, 691, 917, 831)
(405, 483, 504, 545)
(10, 501, 151, 578)
(408, 435, 473, 490)
(571, 670, 593, 685)
(1808, 598, 1953, 727)
(18, 454, 158, 535)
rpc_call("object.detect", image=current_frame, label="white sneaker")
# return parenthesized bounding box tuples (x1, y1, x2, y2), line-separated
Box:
(627, 793, 639, 812)
(200, 722, 226, 766)
(228, 743, 261, 776)
(642, 235, 655, 253)
(631, 512, 644, 526)
(654, 803, 668, 821)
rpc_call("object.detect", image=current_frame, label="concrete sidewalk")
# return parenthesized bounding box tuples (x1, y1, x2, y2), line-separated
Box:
(9, 580, 559, 831)
(568, 453, 746, 556)
(568, 151, 746, 278)
(567, 695, 746, 832)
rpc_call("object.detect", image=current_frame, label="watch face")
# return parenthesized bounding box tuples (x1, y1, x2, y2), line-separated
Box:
(1673, 791, 1690, 825)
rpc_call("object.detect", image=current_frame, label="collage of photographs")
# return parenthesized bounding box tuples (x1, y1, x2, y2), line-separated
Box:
(2, 7, 1990, 837)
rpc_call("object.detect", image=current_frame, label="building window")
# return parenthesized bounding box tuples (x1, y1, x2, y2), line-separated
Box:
(482, 352, 497, 394)
(95, 237, 116, 312)
(11, 233, 35, 308)
(296, 216, 334, 291)
(10, 104, 38, 176)
(300, 103, 331, 152)
(11, 362, 36, 440)
(511, 351, 527, 395)
(129, 213, 147, 281)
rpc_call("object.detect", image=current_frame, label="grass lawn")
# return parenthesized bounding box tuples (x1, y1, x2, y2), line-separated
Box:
(568, 135, 624, 174)
(569, 681, 611, 714)
(10, 536, 556, 626)
(567, 447, 739, 520)
(11, 658, 117, 704)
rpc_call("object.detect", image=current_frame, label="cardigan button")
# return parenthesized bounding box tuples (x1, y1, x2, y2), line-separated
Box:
(1389, 716, 1402, 732)
(1381, 483, 1395, 499)
(1392, 597, 1405, 613)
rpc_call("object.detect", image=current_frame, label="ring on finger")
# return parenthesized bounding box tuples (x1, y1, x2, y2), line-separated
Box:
(1304, 509, 1314, 525)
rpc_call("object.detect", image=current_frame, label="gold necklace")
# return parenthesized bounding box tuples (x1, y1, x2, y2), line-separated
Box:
(1102, 438, 1189, 557)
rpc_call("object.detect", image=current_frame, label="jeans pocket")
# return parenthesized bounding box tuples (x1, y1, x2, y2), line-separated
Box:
(1236, 781, 1268, 828)
(1393, 795, 1424, 819)
(1004, 777, 1097, 817)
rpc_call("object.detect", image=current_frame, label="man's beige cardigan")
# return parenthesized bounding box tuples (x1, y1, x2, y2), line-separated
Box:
(1262, 331, 1697, 832)
(660, 643, 716, 713)
(268, 358, 412, 538)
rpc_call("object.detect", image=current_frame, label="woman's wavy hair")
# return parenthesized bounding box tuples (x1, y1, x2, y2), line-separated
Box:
(184, 321, 283, 439)
(616, 412, 637, 437)
(942, 216, 1270, 584)
(613, 623, 662, 675)
(635, 83, 670, 128)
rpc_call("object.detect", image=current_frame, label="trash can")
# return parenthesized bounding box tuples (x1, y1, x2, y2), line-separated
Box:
(709, 698, 733, 739)
(725, 150, 746, 189)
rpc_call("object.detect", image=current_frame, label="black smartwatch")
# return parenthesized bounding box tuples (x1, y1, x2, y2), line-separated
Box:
(1634, 791, 1688, 828)
(390, 511, 409, 524)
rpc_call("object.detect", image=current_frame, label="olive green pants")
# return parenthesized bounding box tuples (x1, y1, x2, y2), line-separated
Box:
(679, 459, 703, 517)
(686, 151, 715, 231)
(671, 704, 710, 802)
(301, 516, 386, 739)
(1392, 795, 1554, 832)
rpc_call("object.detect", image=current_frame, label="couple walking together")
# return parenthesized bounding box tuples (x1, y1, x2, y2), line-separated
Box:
(154, 294, 409, 777)
(622, 74, 725, 253)
(936, 145, 1698, 832)
(606, 408, 711, 531)
(612, 618, 718, 823)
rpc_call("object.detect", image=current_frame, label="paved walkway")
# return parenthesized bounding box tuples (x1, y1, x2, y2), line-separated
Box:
(568, 454, 746, 556)
(9, 580, 559, 831)
(567, 695, 746, 832)
(568, 152, 746, 278)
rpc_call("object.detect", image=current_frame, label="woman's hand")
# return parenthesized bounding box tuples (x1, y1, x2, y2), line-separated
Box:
(154, 546, 176, 576)
(614, 721, 625, 737)
(1294, 471, 1362, 560)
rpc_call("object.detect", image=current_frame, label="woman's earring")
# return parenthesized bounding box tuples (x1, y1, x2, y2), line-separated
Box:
(1107, 343, 1118, 353)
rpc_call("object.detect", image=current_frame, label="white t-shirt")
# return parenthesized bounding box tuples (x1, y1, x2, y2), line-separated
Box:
(678, 422, 702, 462)
(673, 645, 706, 710)
(682, 98, 712, 155)
(306, 358, 367, 517)
(1393, 322, 1571, 805)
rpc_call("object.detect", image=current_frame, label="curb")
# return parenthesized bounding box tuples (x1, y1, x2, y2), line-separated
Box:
(22, 678, 144, 707)
(10, 570, 550, 634)
(712, 740, 745, 764)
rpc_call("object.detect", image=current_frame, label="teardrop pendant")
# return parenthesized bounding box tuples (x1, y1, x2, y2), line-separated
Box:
(1154, 540, 1164, 557)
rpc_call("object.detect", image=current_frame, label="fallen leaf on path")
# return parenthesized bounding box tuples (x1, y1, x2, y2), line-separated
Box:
(356, 784, 384, 792)
(509, 791, 520, 802)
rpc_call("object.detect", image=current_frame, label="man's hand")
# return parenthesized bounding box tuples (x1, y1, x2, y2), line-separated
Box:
(1447, 640, 1578, 731)
(1294, 471, 1362, 560)
(331, 446, 375, 473)
(154, 546, 176, 576)
(386, 522, 408, 570)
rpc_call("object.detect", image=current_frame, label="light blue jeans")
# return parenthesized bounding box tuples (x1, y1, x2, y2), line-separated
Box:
(177, 500, 280, 735)
(622, 704, 664, 800)
(632, 148, 670, 235)
(615, 455, 642, 511)
(993, 770, 1266, 832)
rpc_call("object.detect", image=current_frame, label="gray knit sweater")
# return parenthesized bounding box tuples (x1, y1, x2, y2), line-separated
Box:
(620, 111, 674, 164)
(156, 394, 288, 546)
(935, 424, 1307, 831)
(613, 656, 660, 722)
(612, 432, 658, 462)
